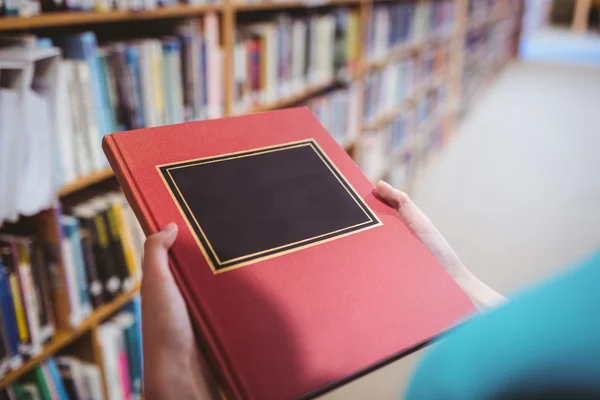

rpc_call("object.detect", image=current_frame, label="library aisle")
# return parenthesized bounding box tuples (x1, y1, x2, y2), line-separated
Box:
(412, 60, 600, 295)
(324, 59, 600, 400)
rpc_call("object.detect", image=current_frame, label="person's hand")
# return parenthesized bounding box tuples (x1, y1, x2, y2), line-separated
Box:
(141, 223, 217, 399)
(375, 181, 507, 310)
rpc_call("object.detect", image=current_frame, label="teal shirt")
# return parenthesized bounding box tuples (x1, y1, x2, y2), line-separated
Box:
(406, 250, 600, 399)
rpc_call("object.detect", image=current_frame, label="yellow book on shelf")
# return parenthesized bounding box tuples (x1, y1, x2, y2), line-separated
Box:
(9, 273, 28, 345)
(150, 42, 165, 126)
(347, 11, 359, 65)
(108, 198, 140, 282)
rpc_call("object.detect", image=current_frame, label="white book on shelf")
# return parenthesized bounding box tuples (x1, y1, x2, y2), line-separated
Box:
(0, 89, 22, 223)
(58, 231, 82, 328)
(56, 61, 77, 185)
(205, 13, 223, 119)
(63, 61, 91, 178)
(138, 42, 157, 128)
(291, 19, 306, 93)
(74, 61, 105, 173)
(18, 90, 54, 217)
(170, 44, 186, 124)
(57, 356, 91, 400)
(80, 361, 104, 400)
(97, 323, 125, 400)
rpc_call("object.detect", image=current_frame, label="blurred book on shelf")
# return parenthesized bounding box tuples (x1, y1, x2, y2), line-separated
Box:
(0, 16, 223, 226)
(0, 294, 142, 399)
(365, 0, 454, 63)
(305, 85, 360, 149)
(97, 301, 142, 400)
(0, 0, 220, 17)
(233, 8, 360, 115)
(0, 191, 142, 380)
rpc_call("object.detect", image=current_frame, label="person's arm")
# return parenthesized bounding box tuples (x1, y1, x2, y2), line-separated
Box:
(141, 223, 216, 400)
(374, 182, 600, 399)
(375, 181, 507, 310)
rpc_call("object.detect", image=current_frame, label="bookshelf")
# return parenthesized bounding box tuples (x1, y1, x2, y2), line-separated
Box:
(0, 0, 523, 395)
(0, 284, 140, 389)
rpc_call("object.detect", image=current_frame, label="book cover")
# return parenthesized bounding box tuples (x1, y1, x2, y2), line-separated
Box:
(103, 108, 475, 399)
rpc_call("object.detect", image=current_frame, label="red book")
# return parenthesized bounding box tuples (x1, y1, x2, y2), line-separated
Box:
(103, 107, 475, 399)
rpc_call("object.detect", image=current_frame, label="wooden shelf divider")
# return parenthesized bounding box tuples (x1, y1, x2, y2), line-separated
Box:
(0, 284, 140, 389)
(58, 168, 115, 197)
(0, 4, 221, 31)
(248, 80, 336, 114)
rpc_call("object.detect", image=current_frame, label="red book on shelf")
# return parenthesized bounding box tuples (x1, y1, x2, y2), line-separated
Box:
(103, 107, 475, 400)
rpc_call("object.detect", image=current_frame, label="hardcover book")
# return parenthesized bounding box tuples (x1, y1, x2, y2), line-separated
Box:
(103, 107, 475, 399)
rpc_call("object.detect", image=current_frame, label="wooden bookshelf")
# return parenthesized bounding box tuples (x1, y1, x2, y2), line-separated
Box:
(58, 167, 115, 197)
(0, 0, 523, 391)
(0, 4, 222, 31)
(0, 284, 140, 389)
(233, 0, 360, 11)
(248, 80, 337, 114)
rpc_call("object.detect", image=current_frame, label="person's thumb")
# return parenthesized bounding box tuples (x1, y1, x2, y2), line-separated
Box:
(142, 222, 178, 282)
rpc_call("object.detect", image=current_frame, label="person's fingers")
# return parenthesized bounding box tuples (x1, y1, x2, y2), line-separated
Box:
(375, 180, 438, 238)
(141, 223, 216, 398)
(375, 181, 507, 309)
(141, 223, 195, 354)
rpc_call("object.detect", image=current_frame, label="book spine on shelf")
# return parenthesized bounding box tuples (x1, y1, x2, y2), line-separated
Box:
(58, 217, 83, 328)
(97, 324, 125, 400)
(45, 358, 69, 400)
(76, 215, 104, 309)
(15, 241, 42, 355)
(80, 361, 103, 400)
(61, 216, 93, 319)
(0, 249, 23, 369)
(205, 12, 222, 119)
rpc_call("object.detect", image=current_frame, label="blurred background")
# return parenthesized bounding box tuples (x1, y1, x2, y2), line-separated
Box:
(0, 0, 599, 398)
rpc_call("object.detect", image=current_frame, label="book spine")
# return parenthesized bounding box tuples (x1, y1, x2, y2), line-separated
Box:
(205, 12, 222, 119)
(105, 206, 131, 289)
(8, 259, 29, 355)
(124, 46, 146, 130)
(64, 217, 93, 318)
(80, 361, 103, 400)
(93, 210, 121, 301)
(55, 61, 77, 184)
(111, 198, 141, 286)
(98, 51, 119, 134)
(96, 325, 125, 400)
(15, 242, 41, 355)
(169, 41, 185, 124)
(150, 41, 166, 127)
(59, 219, 83, 328)
(78, 218, 104, 308)
(57, 358, 79, 400)
(0, 253, 23, 368)
(45, 358, 69, 400)
(75, 61, 104, 172)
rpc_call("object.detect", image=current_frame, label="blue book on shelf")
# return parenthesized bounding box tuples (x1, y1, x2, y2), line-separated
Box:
(125, 45, 146, 129)
(122, 295, 143, 376)
(55, 32, 110, 165)
(0, 259, 22, 365)
(199, 38, 208, 118)
(61, 216, 92, 318)
(45, 358, 69, 400)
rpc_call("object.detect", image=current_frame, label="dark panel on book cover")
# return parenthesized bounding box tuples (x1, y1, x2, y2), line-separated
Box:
(159, 140, 379, 271)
